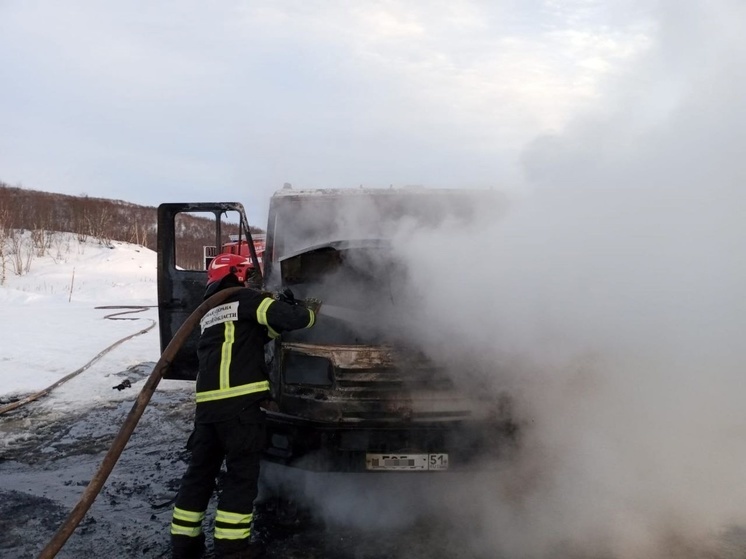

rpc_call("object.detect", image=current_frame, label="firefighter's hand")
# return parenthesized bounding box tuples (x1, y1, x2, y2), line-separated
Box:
(304, 297, 322, 315)
(276, 288, 297, 306)
(259, 399, 279, 413)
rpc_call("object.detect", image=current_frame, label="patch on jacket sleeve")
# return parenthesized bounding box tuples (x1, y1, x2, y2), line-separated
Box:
(200, 301, 240, 333)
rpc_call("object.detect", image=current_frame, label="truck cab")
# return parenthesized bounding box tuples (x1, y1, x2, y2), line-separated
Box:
(157, 187, 517, 472)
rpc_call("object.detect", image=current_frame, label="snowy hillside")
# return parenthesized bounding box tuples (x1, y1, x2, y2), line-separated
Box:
(0, 232, 165, 403)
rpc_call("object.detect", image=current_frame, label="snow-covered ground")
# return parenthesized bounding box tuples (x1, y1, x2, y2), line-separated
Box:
(0, 232, 189, 409)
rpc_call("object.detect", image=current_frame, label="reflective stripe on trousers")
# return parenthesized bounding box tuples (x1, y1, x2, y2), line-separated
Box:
(171, 506, 205, 537)
(214, 509, 254, 541)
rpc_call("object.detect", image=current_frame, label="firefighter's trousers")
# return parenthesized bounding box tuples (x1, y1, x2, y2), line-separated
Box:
(171, 412, 265, 559)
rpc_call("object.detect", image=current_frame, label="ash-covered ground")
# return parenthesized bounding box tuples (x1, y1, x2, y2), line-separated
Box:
(0, 363, 488, 559)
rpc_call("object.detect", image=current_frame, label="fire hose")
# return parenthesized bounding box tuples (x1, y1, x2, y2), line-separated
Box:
(0, 306, 156, 416)
(37, 286, 244, 559)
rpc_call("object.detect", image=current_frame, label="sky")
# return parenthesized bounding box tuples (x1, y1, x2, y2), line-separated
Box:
(0, 0, 656, 224)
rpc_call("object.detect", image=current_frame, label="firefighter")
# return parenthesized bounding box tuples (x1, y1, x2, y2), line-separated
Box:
(170, 254, 319, 559)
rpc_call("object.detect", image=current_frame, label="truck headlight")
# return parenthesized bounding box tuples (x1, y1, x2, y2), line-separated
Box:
(283, 352, 334, 387)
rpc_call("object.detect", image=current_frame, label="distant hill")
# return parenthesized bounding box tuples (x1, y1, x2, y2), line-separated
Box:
(0, 182, 263, 270)
(0, 182, 160, 250)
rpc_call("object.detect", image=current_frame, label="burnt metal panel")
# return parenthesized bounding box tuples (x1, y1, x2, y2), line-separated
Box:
(277, 342, 504, 424)
(157, 202, 251, 380)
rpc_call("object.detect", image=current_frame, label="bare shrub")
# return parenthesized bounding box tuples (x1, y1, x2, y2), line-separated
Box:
(129, 218, 150, 247)
(23, 240, 33, 274)
(7, 230, 34, 276)
(51, 232, 69, 264)
(30, 227, 54, 256)
(85, 203, 113, 246)
(0, 206, 9, 285)
(0, 238, 7, 285)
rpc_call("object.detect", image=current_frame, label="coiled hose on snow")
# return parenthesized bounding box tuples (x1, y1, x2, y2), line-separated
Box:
(0, 306, 156, 416)
(37, 287, 244, 559)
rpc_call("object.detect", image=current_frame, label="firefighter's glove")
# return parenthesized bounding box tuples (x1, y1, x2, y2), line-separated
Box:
(304, 297, 322, 315)
(276, 288, 298, 306)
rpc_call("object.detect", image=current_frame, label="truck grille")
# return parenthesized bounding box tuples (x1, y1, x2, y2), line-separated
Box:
(281, 342, 482, 423)
(335, 367, 453, 391)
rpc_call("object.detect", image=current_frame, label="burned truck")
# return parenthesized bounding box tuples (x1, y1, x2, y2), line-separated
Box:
(157, 187, 516, 472)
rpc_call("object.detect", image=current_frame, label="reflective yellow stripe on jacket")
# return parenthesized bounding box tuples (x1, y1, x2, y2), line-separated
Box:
(196, 380, 269, 403)
(219, 321, 235, 389)
(256, 297, 280, 338)
(195, 319, 270, 404)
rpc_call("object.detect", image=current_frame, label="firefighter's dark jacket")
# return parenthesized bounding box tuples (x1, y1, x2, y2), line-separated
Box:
(195, 277, 315, 423)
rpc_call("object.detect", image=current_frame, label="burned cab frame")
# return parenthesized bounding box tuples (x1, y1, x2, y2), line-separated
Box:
(157, 202, 262, 380)
(157, 189, 517, 472)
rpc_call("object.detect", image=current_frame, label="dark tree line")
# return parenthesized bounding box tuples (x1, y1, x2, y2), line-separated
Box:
(0, 182, 263, 273)
(0, 183, 158, 249)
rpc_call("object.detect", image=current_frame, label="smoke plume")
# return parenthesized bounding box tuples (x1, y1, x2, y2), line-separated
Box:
(376, 2, 746, 557)
(264, 3, 745, 558)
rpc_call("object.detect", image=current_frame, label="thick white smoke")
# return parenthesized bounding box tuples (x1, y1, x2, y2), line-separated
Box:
(377, 2, 746, 557)
(264, 3, 745, 557)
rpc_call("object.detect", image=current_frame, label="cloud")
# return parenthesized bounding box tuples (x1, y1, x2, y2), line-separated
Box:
(1, 1, 651, 208)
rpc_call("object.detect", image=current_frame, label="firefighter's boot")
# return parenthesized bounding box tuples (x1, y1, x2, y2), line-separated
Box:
(171, 532, 206, 559)
(215, 541, 265, 559)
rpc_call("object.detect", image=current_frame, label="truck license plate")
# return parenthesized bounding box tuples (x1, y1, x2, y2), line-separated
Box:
(365, 453, 449, 471)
